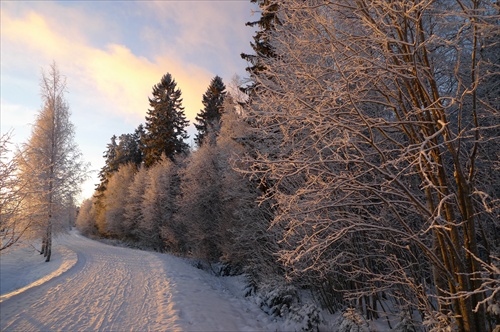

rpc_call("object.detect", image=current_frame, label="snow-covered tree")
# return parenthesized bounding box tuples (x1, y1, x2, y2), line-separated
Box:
(76, 198, 98, 236)
(194, 75, 227, 146)
(216, 96, 281, 277)
(123, 164, 147, 241)
(176, 143, 223, 262)
(0, 132, 31, 251)
(16, 62, 87, 261)
(244, 1, 499, 330)
(139, 155, 180, 251)
(103, 163, 136, 238)
(142, 73, 189, 166)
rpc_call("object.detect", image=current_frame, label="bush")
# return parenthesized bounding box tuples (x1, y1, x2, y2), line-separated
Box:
(336, 308, 369, 332)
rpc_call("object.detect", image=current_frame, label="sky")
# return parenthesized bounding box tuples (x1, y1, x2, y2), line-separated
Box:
(1, 0, 258, 203)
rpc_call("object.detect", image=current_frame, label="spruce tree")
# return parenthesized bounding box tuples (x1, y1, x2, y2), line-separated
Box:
(95, 129, 143, 196)
(142, 73, 189, 166)
(194, 76, 226, 146)
(240, 0, 280, 93)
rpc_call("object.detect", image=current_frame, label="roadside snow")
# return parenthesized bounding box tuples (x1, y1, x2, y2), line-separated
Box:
(0, 236, 77, 301)
(0, 230, 283, 331)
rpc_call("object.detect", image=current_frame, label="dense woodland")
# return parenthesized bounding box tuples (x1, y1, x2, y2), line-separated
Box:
(1, 0, 498, 330)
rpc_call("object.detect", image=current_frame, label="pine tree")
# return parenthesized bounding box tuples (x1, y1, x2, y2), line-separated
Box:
(142, 73, 189, 166)
(194, 76, 227, 146)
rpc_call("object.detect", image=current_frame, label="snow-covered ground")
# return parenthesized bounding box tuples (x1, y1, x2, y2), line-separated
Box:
(0, 238, 77, 299)
(0, 230, 283, 331)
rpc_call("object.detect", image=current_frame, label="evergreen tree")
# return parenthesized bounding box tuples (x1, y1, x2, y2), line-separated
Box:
(134, 124, 146, 163)
(194, 75, 226, 146)
(115, 132, 142, 166)
(240, 0, 280, 94)
(95, 135, 118, 196)
(142, 73, 189, 166)
(95, 127, 144, 196)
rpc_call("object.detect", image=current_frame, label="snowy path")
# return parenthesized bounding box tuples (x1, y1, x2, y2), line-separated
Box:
(0, 232, 273, 331)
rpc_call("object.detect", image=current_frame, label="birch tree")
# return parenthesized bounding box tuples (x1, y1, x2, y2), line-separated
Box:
(17, 62, 87, 262)
(0, 132, 31, 251)
(245, 1, 499, 330)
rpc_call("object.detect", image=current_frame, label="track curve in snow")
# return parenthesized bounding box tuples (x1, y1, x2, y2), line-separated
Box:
(0, 245, 78, 303)
(1, 232, 181, 331)
(0, 231, 272, 331)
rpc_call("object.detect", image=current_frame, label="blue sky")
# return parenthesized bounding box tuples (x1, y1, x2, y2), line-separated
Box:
(1, 0, 258, 202)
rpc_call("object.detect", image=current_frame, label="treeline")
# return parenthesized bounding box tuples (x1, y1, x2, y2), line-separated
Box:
(77, 0, 499, 331)
(76, 74, 275, 272)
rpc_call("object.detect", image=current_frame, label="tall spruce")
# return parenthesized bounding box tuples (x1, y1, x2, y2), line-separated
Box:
(194, 76, 227, 146)
(142, 73, 189, 166)
(240, 0, 280, 94)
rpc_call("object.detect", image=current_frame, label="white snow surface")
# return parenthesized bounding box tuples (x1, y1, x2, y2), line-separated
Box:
(0, 230, 281, 331)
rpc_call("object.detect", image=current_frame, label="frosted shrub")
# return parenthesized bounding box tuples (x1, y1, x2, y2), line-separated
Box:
(488, 301, 500, 316)
(287, 303, 323, 332)
(257, 283, 298, 317)
(252, 279, 323, 331)
(212, 262, 241, 277)
(243, 274, 259, 297)
(422, 311, 457, 332)
(336, 308, 369, 332)
(394, 310, 421, 332)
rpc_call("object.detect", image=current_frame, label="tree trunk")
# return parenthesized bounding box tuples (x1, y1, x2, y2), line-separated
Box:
(45, 238, 51, 262)
(40, 236, 46, 255)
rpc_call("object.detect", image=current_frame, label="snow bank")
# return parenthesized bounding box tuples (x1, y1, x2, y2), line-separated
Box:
(0, 236, 77, 302)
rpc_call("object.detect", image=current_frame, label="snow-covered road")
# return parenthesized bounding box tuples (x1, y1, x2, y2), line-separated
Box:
(0, 232, 274, 331)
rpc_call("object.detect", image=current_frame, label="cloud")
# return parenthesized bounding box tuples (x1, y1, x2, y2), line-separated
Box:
(0, 3, 215, 125)
(1, 1, 257, 201)
(143, 1, 257, 78)
(0, 100, 35, 138)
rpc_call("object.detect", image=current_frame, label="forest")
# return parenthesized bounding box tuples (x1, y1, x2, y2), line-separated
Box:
(1, 0, 498, 331)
